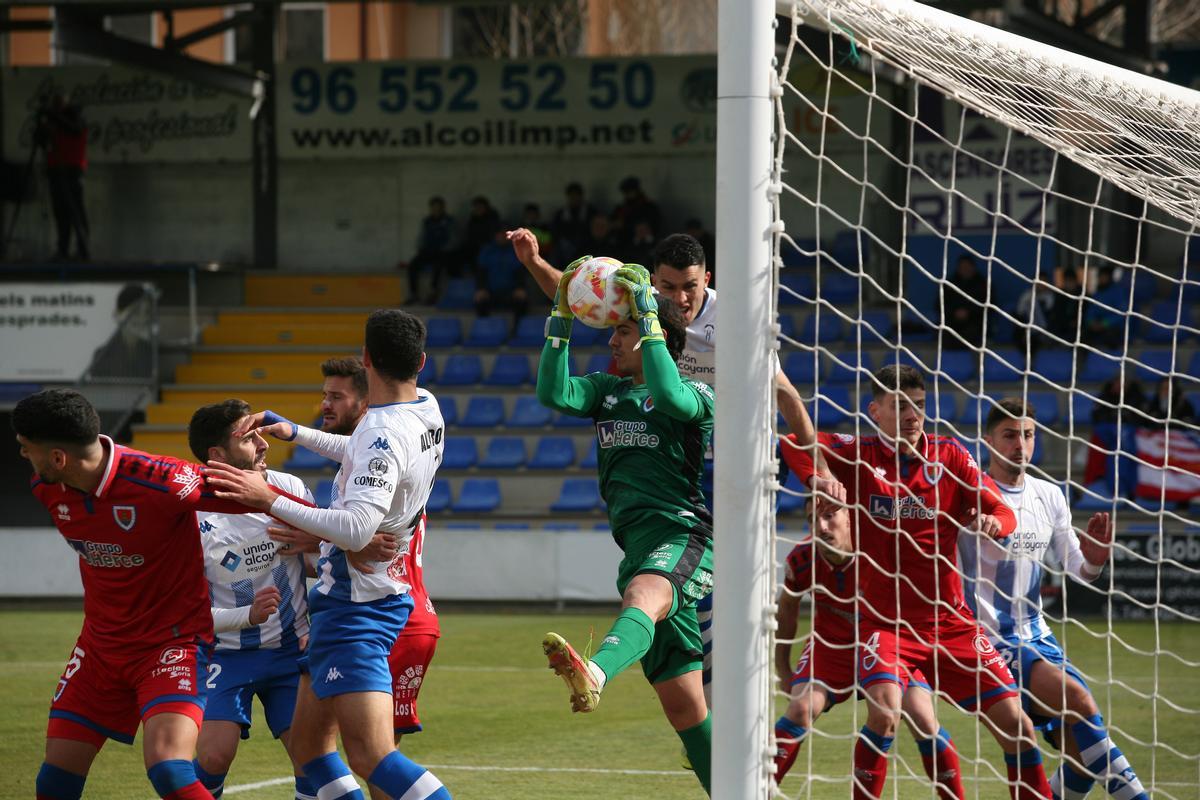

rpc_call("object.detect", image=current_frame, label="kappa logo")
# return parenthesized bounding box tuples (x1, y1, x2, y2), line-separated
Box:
(869, 494, 896, 520)
(56, 504, 71, 521)
(159, 647, 187, 666)
(112, 505, 136, 531)
(199, 520, 216, 534)
(325, 666, 344, 682)
(172, 466, 202, 499)
(220, 551, 242, 572)
(368, 438, 391, 451)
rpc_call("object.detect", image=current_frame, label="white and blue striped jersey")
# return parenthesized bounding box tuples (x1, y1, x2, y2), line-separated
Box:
(315, 390, 444, 604)
(958, 474, 1099, 644)
(200, 470, 314, 652)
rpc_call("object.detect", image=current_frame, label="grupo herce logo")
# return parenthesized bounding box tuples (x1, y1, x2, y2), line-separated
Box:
(680, 68, 717, 113)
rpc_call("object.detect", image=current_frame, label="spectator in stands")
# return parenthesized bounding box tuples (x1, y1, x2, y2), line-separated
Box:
(581, 212, 625, 260)
(1092, 377, 1149, 425)
(522, 203, 553, 252)
(460, 195, 500, 271)
(611, 176, 661, 245)
(1088, 376, 1149, 499)
(1047, 266, 1083, 342)
(1013, 280, 1054, 354)
(87, 283, 155, 380)
(35, 93, 89, 261)
(943, 254, 987, 349)
(684, 218, 716, 286)
(1084, 266, 1126, 349)
(404, 196, 457, 304)
(1145, 377, 1198, 428)
(551, 182, 597, 264)
(475, 226, 530, 328)
(626, 221, 657, 268)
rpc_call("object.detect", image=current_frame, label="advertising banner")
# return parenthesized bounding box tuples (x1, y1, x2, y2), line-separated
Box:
(0, 283, 130, 381)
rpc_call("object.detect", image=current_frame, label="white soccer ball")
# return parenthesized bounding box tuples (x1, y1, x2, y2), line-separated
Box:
(566, 256, 633, 329)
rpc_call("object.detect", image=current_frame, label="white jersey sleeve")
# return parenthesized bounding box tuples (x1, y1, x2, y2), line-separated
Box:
(201, 470, 312, 651)
(1047, 489, 1103, 583)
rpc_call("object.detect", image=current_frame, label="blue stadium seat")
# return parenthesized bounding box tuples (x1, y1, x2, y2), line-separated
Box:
(550, 478, 602, 512)
(826, 351, 872, 384)
(442, 438, 478, 469)
(1069, 393, 1096, 423)
(570, 324, 606, 347)
(284, 445, 337, 472)
(898, 310, 936, 342)
(982, 349, 1026, 384)
(496, 522, 531, 530)
(440, 354, 483, 386)
(485, 354, 532, 386)
(781, 238, 817, 268)
(438, 278, 475, 310)
(854, 310, 897, 346)
(479, 437, 526, 469)
(799, 313, 843, 345)
(1027, 391, 1060, 427)
(936, 350, 976, 383)
(1190, 353, 1200, 381)
(1031, 349, 1077, 386)
(314, 479, 334, 508)
(818, 271, 860, 305)
(779, 271, 815, 306)
(510, 316, 547, 347)
(783, 352, 818, 384)
(777, 470, 807, 514)
(830, 230, 868, 271)
(544, 522, 581, 531)
(508, 396, 552, 427)
(1079, 352, 1120, 384)
(426, 480, 452, 513)
(581, 438, 599, 468)
(438, 396, 458, 426)
(1142, 302, 1185, 344)
(811, 387, 851, 427)
(555, 412, 594, 428)
(452, 478, 500, 513)
(922, 391, 956, 425)
(425, 317, 463, 348)
(465, 317, 509, 347)
(1135, 350, 1175, 381)
(529, 436, 576, 469)
(778, 314, 798, 343)
(1075, 480, 1113, 512)
(419, 355, 437, 385)
(461, 396, 505, 427)
(956, 395, 995, 427)
(583, 353, 612, 375)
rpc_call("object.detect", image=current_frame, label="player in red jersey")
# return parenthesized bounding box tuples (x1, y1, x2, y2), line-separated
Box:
(13, 389, 295, 800)
(774, 496, 966, 799)
(784, 365, 1053, 799)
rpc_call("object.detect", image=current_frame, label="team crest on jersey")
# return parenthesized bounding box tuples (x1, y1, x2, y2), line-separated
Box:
(704, 323, 714, 343)
(368, 457, 389, 476)
(112, 505, 136, 531)
(642, 396, 655, 413)
(973, 634, 996, 655)
(159, 647, 187, 665)
(923, 463, 944, 485)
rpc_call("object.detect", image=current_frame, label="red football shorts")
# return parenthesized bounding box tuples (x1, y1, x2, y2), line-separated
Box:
(387, 632, 439, 735)
(791, 633, 931, 708)
(856, 617, 1017, 712)
(47, 633, 208, 748)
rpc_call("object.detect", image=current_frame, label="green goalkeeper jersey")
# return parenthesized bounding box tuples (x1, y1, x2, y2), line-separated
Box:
(536, 334, 714, 545)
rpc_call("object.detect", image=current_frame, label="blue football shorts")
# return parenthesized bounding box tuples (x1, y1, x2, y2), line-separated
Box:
(300, 593, 413, 699)
(204, 646, 302, 739)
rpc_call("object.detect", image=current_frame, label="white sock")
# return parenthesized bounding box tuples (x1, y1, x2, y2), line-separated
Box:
(588, 660, 608, 690)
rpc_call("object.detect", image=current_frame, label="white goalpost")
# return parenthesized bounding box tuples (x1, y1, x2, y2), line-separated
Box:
(715, 0, 1200, 798)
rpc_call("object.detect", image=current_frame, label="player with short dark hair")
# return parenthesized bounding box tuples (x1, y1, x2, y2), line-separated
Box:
(536, 263, 714, 795)
(14, 388, 295, 800)
(961, 398, 1147, 800)
(784, 365, 1056, 799)
(321, 357, 369, 418)
(774, 497, 966, 798)
(186, 399, 318, 800)
(206, 309, 450, 800)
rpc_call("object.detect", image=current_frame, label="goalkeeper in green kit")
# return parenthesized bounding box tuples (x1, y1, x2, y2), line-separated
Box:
(536, 261, 714, 795)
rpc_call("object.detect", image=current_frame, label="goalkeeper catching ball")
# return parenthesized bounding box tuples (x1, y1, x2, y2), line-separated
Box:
(535, 261, 714, 796)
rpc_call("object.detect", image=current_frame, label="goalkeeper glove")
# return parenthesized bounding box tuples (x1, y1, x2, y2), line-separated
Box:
(546, 255, 590, 344)
(612, 264, 663, 348)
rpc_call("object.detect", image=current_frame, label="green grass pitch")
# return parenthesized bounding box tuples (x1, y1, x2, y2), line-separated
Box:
(1, 607, 1197, 799)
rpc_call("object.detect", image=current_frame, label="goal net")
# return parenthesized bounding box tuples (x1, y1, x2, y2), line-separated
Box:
(721, 0, 1200, 797)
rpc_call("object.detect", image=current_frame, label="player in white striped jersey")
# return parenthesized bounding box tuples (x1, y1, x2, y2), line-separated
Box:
(207, 310, 450, 800)
(186, 399, 317, 800)
(958, 397, 1148, 800)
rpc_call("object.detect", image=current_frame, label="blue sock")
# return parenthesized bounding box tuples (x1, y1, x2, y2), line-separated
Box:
(860, 725, 895, 754)
(36, 763, 86, 800)
(301, 753, 364, 800)
(915, 725, 953, 757)
(146, 759, 200, 798)
(1069, 715, 1149, 800)
(192, 760, 226, 798)
(294, 774, 317, 800)
(775, 716, 808, 742)
(1051, 762, 1095, 800)
(368, 751, 451, 800)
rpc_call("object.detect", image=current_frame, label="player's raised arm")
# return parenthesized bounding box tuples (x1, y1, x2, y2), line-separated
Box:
(236, 409, 350, 462)
(1052, 495, 1109, 582)
(508, 227, 566, 300)
(950, 440, 1017, 539)
(536, 262, 609, 416)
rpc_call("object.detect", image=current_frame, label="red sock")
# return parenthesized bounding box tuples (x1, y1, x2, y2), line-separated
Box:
(852, 727, 893, 799)
(773, 718, 806, 784)
(920, 742, 965, 800)
(163, 782, 213, 800)
(1005, 750, 1053, 800)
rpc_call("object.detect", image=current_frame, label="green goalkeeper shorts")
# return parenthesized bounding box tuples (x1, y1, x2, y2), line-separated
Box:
(615, 511, 714, 684)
